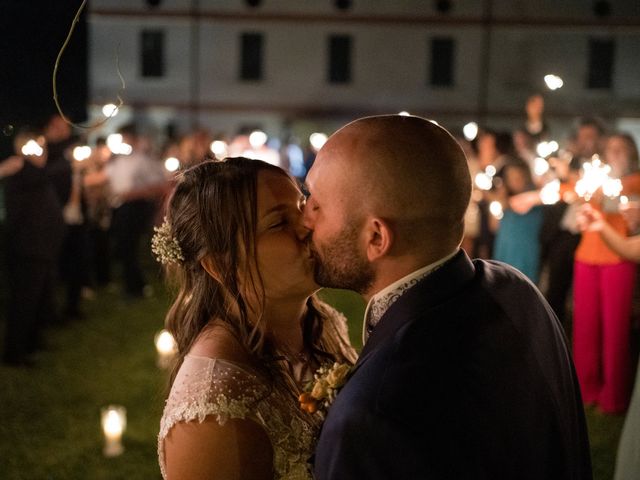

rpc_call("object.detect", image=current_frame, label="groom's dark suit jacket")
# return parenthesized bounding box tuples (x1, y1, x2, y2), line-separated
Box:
(314, 250, 592, 480)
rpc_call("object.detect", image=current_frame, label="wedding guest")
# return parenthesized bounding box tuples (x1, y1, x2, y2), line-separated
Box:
(105, 123, 167, 299)
(1, 129, 65, 366)
(522, 92, 549, 142)
(43, 113, 87, 321)
(82, 137, 113, 287)
(576, 202, 640, 480)
(42, 113, 75, 207)
(474, 128, 517, 259)
(157, 158, 356, 479)
(568, 116, 606, 162)
(493, 160, 545, 283)
(573, 132, 640, 414)
(304, 115, 592, 479)
(538, 154, 582, 329)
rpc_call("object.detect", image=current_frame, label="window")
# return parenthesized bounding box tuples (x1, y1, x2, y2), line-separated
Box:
(141, 30, 164, 78)
(429, 37, 455, 87)
(328, 35, 352, 84)
(240, 32, 263, 81)
(587, 38, 615, 89)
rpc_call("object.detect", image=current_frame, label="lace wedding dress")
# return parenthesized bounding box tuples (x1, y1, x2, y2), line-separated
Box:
(158, 306, 356, 480)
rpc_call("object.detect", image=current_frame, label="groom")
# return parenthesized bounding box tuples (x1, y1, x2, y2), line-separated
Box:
(304, 115, 592, 479)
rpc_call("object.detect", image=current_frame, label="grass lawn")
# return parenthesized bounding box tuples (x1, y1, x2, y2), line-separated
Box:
(0, 267, 628, 479)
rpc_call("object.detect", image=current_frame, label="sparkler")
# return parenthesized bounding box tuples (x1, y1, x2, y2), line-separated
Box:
(574, 155, 622, 201)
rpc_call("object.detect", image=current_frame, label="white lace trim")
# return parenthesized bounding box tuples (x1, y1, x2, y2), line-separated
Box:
(158, 357, 317, 480)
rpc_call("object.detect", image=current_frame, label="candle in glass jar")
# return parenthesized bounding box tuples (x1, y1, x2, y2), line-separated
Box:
(154, 329, 177, 369)
(101, 405, 126, 457)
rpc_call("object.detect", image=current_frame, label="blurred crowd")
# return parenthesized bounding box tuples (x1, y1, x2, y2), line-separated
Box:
(458, 93, 640, 416)
(0, 114, 316, 367)
(1, 100, 640, 420)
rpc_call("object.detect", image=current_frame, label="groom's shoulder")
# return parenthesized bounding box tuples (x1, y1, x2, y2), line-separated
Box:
(470, 257, 547, 305)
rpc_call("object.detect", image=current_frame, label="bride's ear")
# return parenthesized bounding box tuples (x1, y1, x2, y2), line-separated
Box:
(200, 256, 223, 283)
(365, 217, 393, 262)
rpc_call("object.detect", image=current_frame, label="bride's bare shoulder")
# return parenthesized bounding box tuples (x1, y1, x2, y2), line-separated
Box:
(189, 323, 252, 365)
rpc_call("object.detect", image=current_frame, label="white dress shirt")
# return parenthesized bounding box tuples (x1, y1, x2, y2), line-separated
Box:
(362, 249, 459, 344)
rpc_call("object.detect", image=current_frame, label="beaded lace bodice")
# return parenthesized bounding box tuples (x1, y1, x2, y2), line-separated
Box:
(158, 356, 321, 479)
(158, 306, 355, 479)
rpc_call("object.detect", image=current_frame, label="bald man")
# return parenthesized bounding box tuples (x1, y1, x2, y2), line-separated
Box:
(304, 115, 592, 480)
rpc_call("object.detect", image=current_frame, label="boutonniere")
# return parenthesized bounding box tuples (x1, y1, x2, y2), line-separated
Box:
(299, 362, 352, 417)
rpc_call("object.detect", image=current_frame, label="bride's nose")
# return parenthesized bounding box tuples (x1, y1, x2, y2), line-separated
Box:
(294, 214, 312, 241)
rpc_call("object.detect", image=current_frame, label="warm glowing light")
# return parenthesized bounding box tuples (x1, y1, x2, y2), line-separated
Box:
(242, 149, 258, 160)
(398, 111, 410, 116)
(101, 405, 126, 457)
(210, 140, 227, 159)
(155, 329, 177, 368)
(534, 157, 550, 176)
(73, 145, 92, 162)
(475, 172, 493, 191)
(540, 179, 561, 205)
(309, 133, 328, 152)
(536, 141, 559, 158)
(155, 330, 177, 356)
(620, 195, 629, 205)
(106, 134, 132, 155)
(249, 130, 268, 149)
(102, 103, 119, 117)
(463, 122, 479, 141)
(485, 165, 497, 178)
(164, 157, 180, 172)
(575, 156, 616, 200)
(489, 201, 504, 219)
(544, 74, 564, 90)
(21, 139, 44, 156)
(602, 178, 623, 198)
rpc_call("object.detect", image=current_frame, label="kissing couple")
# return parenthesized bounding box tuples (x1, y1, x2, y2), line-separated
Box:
(156, 115, 592, 479)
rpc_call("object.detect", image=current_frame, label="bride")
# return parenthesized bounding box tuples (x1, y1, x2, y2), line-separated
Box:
(155, 157, 357, 479)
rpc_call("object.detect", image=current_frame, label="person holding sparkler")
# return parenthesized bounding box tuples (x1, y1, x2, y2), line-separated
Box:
(573, 132, 640, 414)
(1, 128, 65, 367)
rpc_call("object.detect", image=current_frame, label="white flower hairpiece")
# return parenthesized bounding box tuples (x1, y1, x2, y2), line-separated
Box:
(151, 217, 184, 265)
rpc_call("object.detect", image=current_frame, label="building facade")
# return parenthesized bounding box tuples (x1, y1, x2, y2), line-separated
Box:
(88, 0, 640, 146)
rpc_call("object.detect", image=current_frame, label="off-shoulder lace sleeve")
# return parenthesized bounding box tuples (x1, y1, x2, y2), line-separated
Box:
(158, 356, 270, 478)
(318, 301, 359, 363)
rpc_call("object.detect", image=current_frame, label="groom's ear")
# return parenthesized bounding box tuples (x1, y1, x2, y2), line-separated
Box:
(365, 217, 393, 262)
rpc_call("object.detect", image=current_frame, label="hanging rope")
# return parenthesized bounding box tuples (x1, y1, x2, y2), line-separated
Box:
(52, 0, 126, 129)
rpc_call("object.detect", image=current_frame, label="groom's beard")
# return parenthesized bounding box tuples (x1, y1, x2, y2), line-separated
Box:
(309, 223, 374, 294)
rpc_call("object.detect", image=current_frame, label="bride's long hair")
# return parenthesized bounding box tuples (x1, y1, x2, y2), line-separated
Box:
(161, 157, 353, 392)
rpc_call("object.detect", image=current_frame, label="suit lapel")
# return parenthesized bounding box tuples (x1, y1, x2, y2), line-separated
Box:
(351, 250, 476, 375)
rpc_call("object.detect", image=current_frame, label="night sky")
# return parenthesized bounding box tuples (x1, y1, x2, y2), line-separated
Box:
(0, 1, 88, 158)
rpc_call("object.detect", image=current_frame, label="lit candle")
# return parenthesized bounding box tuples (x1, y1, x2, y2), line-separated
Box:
(101, 405, 126, 457)
(154, 329, 177, 369)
